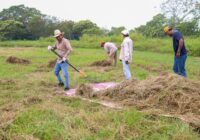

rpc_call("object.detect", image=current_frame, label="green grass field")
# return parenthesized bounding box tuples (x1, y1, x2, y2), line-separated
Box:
(0, 47, 200, 140)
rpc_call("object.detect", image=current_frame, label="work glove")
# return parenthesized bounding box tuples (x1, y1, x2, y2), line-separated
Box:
(125, 61, 129, 64)
(62, 57, 67, 62)
(47, 46, 53, 51)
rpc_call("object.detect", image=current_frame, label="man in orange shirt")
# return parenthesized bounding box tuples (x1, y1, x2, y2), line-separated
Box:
(100, 42, 118, 66)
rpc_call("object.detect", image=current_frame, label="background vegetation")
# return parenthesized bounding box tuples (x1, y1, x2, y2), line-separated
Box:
(0, 0, 200, 40)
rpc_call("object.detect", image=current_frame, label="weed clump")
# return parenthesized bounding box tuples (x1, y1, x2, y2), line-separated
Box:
(6, 56, 30, 64)
(48, 59, 57, 68)
(0, 79, 16, 85)
(90, 60, 112, 67)
(23, 96, 43, 106)
(76, 84, 94, 98)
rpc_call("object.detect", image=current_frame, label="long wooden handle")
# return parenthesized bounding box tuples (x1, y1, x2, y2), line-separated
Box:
(52, 50, 80, 73)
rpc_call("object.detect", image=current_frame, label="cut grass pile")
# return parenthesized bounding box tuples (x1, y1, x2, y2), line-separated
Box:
(76, 74, 200, 129)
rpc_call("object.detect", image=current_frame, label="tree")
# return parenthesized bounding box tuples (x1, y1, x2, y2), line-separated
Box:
(0, 5, 44, 27)
(72, 20, 100, 39)
(135, 14, 167, 37)
(0, 5, 49, 39)
(176, 20, 199, 36)
(28, 16, 46, 39)
(101, 28, 110, 35)
(161, 0, 200, 27)
(42, 16, 60, 37)
(0, 20, 26, 40)
(108, 26, 125, 35)
(57, 20, 75, 39)
(82, 28, 103, 36)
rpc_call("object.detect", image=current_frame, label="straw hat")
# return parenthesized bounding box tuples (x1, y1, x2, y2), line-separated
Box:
(54, 29, 64, 37)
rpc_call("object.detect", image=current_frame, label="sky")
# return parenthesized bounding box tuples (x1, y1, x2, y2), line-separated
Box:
(0, 0, 164, 30)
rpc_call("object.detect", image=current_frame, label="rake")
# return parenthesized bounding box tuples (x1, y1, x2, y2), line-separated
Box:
(51, 49, 86, 77)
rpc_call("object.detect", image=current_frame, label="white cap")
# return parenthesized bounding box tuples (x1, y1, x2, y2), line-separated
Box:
(121, 30, 129, 35)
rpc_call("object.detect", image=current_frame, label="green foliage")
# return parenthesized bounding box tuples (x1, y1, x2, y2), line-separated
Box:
(72, 20, 100, 39)
(39, 37, 55, 42)
(0, 5, 61, 40)
(28, 16, 47, 39)
(82, 28, 104, 36)
(1, 4, 200, 40)
(0, 20, 26, 40)
(57, 20, 75, 39)
(1, 34, 200, 57)
(176, 20, 200, 36)
(161, 0, 200, 27)
(0, 4, 43, 26)
(135, 14, 167, 37)
(109, 26, 126, 35)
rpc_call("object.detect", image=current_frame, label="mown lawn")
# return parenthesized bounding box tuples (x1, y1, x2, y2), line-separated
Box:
(0, 47, 199, 140)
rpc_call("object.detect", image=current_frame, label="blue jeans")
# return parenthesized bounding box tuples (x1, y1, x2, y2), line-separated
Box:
(122, 60, 132, 80)
(173, 54, 187, 77)
(54, 62, 69, 88)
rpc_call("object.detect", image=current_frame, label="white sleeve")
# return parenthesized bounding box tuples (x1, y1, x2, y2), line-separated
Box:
(124, 42, 130, 61)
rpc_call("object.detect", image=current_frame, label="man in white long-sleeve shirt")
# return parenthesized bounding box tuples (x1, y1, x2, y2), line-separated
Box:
(119, 30, 133, 80)
(100, 42, 118, 66)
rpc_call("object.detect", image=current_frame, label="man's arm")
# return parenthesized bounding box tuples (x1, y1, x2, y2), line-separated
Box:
(51, 44, 57, 50)
(63, 40, 72, 59)
(176, 38, 184, 57)
(124, 42, 130, 63)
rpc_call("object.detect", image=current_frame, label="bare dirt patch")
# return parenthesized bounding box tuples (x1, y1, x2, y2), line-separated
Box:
(6, 56, 30, 64)
(90, 60, 112, 67)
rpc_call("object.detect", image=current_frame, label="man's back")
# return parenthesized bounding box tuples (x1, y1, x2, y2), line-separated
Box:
(172, 30, 187, 56)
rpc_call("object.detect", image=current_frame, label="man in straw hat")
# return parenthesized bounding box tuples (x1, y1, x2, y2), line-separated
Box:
(120, 30, 133, 80)
(163, 26, 187, 77)
(48, 29, 73, 91)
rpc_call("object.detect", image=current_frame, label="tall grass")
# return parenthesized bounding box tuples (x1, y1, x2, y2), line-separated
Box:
(0, 33, 200, 56)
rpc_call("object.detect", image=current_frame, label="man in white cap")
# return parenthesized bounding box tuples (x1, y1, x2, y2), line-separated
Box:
(48, 29, 72, 91)
(100, 42, 118, 66)
(119, 30, 133, 80)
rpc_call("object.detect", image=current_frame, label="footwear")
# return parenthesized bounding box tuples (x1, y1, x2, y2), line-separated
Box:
(64, 87, 70, 91)
(58, 82, 64, 86)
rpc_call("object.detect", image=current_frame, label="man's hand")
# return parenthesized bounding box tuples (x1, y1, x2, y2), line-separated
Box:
(125, 61, 129, 64)
(176, 52, 181, 58)
(47, 46, 53, 51)
(62, 57, 67, 62)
